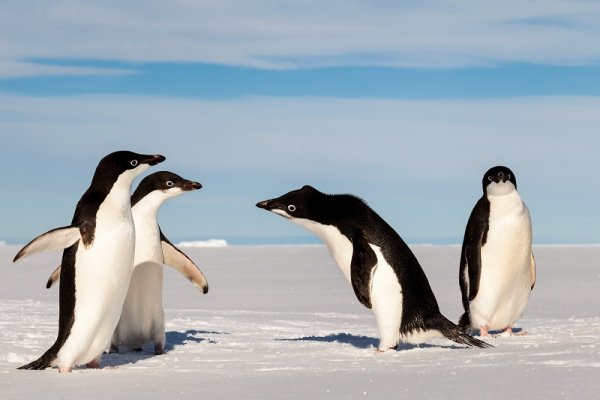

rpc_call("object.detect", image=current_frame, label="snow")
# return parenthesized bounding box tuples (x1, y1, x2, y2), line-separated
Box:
(0, 244, 598, 399)
(176, 239, 228, 248)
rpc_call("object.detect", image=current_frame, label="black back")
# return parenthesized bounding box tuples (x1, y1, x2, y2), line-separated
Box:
(258, 185, 443, 335)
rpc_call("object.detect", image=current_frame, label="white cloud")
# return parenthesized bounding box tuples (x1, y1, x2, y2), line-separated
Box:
(0, 93, 598, 244)
(1, 0, 600, 77)
(0, 61, 137, 79)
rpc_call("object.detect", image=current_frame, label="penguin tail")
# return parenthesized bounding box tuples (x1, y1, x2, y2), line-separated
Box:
(18, 348, 56, 370)
(432, 314, 493, 349)
(458, 311, 472, 333)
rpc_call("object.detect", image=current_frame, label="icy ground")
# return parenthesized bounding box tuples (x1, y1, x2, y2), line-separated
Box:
(0, 245, 598, 399)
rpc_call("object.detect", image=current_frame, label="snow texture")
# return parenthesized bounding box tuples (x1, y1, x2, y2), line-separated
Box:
(1, 244, 598, 399)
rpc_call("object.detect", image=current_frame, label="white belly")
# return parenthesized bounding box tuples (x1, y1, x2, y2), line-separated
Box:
(470, 192, 533, 330)
(113, 217, 164, 348)
(58, 213, 135, 366)
(113, 261, 164, 348)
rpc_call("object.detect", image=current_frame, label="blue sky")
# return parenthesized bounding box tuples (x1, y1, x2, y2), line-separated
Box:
(1, 1, 599, 245)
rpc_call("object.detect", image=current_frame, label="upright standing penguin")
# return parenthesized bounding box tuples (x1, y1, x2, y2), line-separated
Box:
(458, 166, 536, 336)
(13, 151, 165, 372)
(257, 185, 491, 351)
(46, 172, 209, 354)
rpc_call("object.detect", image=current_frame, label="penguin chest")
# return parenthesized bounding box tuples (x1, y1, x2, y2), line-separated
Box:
(132, 216, 163, 265)
(317, 228, 403, 319)
(473, 193, 533, 328)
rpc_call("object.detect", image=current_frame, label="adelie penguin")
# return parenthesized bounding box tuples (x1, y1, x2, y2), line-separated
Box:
(13, 151, 165, 372)
(46, 171, 209, 354)
(257, 185, 491, 351)
(458, 166, 536, 337)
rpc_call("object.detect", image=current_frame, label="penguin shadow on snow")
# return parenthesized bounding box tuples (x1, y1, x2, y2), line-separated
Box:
(101, 329, 225, 368)
(164, 329, 225, 350)
(278, 333, 465, 351)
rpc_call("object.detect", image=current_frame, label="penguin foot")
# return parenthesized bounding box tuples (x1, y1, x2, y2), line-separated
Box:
(376, 344, 398, 353)
(109, 344, 119, 354)
(501, 327, 527, 337)
(59, 366, 72, 373)
(86, 360, 101, 369)
(479, 325, 490, 337)
(154, 344, 165, 355)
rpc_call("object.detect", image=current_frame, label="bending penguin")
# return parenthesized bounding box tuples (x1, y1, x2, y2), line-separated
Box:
(46, 171, 209, 354)
(13, 151, 165, 372)
(458, 166, 536, 336)
(257, 185, 491, 351)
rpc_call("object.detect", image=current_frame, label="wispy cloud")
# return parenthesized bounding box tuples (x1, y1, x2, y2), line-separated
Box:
(0, 61, 137, 79)
(2, 0, 600, 78)
(1, 94, 598, 242)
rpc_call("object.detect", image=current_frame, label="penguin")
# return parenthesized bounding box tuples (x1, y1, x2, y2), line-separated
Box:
(256, 185, 491, 351)
(45, 171, 209, 354)
(458, 166, 536, 336)
(13, 151, 165, 372)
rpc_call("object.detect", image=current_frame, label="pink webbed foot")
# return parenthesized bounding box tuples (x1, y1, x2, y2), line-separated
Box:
(58, 366, 72, 373)
(502, 326, 527, 336)
(86, 360, 101, 369)
(479, 325, 490, 337)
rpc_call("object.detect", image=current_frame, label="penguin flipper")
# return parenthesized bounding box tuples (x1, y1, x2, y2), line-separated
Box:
(13, 226, 81, 262)
(160, 230, 209, 294)
(460, 197, 490, 304)
(530, 253, 537, 291)
(45, 265, 62, 289)
(349, 233, 377, 309)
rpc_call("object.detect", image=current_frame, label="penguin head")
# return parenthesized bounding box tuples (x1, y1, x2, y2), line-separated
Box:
(482, 166, 517, 196)
(131, 171, 202, 207)
(256, 185, 322, 221)
(93, 151, 166, 187)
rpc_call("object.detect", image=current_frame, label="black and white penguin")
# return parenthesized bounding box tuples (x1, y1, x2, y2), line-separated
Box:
(458, 166, 536, 336)
(45, 171, 209, 355)
(257, 185, 490, 351)
(13, 151, 165, 372)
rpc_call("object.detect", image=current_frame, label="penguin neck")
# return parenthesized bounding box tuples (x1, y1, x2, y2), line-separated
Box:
(132, 191, 169, 222)
(293, 217, 353, 282)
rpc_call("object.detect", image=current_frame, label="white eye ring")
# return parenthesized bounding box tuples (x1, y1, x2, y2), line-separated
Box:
(288, 205, 296, 212)
(166, 181, 174, 187)
(488, 176, 493, 181)
(130, 160, 138, 167)
(507, 174, 511, 179)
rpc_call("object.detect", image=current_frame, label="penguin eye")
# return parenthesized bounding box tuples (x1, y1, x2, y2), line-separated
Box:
(166, 181, 174, 187)
(487, 176, 493, 181)
(130, 160, 138, 167)
(288, 205, 296, 212)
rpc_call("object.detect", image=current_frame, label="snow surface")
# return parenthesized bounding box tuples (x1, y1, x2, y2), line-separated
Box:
(0, 244, 598, 399)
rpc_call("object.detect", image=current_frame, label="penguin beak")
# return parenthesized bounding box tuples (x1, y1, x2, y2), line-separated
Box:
(495, 171, 507, 183)
(256, 199, 292, 219)
(144, 154, 166, 166)
(183, 181, 202, 191)
(256, 200, 273, 211)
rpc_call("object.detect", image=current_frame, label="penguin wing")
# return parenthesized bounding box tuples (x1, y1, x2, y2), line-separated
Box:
(530, 253, 537, 290)
(459, 197, 490, 303)
(160, 230, 209, 294)
(349, 233, 378, 309)
(13, 225, 81, 262)
(45, 265, 62, 289)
